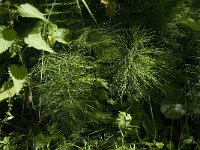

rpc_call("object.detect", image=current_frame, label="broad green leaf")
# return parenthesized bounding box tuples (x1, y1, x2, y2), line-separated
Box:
(17, 3, 47, 21)
(160, 100, 186, 119)
(0, 26, 14, 54)
(0, 37, 13, 54)
(46, 23, 70, 45)
(25, 33, 55, 53)
(0, 81, 16, 102)
(2, 28, 17, 41)
(182, 18, 200, 31)
(9, 65, 28, 94)
(47, 22, 58, 34)
(0, 65, 28, 102)
(52, 28, 70, 44)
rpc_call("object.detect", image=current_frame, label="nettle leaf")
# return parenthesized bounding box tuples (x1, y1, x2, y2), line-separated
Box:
(116, 111, 132, 130)
(0, 81, 16, 102)
(17, 3, 47, 21)
(52, 28, 70, 44)
(47, 22, 58, 34)
(2, 28, 17, 41)
(182, 18, 200, 31)
(0, 65, 27, 102)
(0, 26, 14, 54)
(9, 65, 28, 94)
(25, 33, 55, 53)
(47, 23, 70, 45)
(160, 100, 186, 119)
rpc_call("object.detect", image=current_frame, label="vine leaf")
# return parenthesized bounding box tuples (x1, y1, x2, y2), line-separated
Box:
(17, 3, 47, 21)
(160, 100, 186, 119)
(0, 26, 14, 54)
(25, 33, 55, 53)
(9, 65, 28, 94)
(0, 81, 16, 102)
(182, 18, 200, 31)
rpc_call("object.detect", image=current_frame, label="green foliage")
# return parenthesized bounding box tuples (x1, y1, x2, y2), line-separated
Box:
(141, 141, 165, 150)
(25, 33, 55, 53)
(182, 18, 200, 31)
(113, 28, 164, 100)
(33, 52, 98, 135)
(0, 65, 28, 102)
(9, 65, 28, 94)
(0, 81, 15, 102)
(0, 136, 11, 150)
(17, 3, 47, 21)
(1, 0, 200, 149)
(2, 28, 17, 41)
(160, 100, 186, 119)
(50, 28, 70, 45)
(116, 111, 132, 130)
(0, 26, 14, 54)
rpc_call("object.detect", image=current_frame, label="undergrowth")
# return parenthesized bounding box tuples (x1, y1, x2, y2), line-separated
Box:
(1, 0, 200, 150)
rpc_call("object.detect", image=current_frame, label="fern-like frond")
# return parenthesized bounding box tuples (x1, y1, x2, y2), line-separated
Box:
(32, 53, 98, 135)
(112, 28, 164, 100)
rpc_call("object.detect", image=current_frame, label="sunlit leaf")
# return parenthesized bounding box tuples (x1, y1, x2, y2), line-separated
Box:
(47, 22, 58, 33)
(25, 33, 55, 53)
(0, 26, 14, 54)
(47, 22, 70, 45)
(155, 142, 164, 149)
(116, 111, 132, 130)
(9, 65, 28, 94)
(0, 81, 16, 102)
(182, 18, 200, 31)
(52, 28, 70, 44)
(0, 65, 27, 102)
(17, 3, 47, 21)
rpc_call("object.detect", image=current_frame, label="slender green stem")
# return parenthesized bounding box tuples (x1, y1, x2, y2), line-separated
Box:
(148, 97, 157, 141)
(76, 0, 85, 26)
(120, 129, 125, 147)
(47, 0, 57, 21)
(6, 0, 13, 28)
